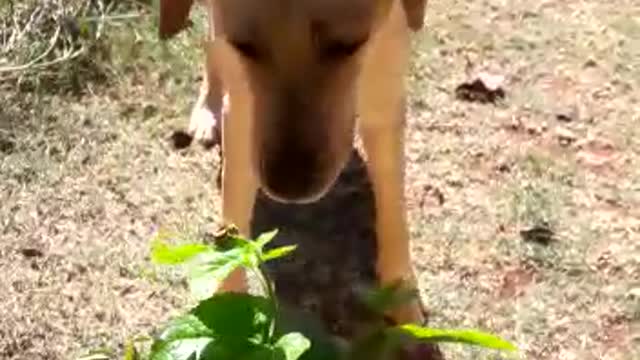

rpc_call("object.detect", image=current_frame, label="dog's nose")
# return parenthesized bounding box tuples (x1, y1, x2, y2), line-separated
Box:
(260, 146, 328, 203)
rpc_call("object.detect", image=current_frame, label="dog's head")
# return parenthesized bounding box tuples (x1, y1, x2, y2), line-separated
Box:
(160, 0, 426, 203)
(216, 0, 399, 203)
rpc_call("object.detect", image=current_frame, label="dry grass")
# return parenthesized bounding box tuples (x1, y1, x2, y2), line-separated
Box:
(1, 0, 639, 359)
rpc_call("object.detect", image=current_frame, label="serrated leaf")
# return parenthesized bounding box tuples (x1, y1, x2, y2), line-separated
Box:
(151, 241, 210, 265)
(261, 245, 297, 262)
(396, 324, 518, 351)
(186, 248, 249, 300)
(192, 293, 274, 342)
(150, 338, 213, 360)
(255, 229, 279, 247)
(274, 333, 311, 360)
(155, 314, 214, 344)
(150, 314, 214, 360)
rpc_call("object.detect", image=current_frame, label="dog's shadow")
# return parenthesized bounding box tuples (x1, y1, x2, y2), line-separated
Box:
(251, 149, 380, 338)
(170, 132, 381, 336)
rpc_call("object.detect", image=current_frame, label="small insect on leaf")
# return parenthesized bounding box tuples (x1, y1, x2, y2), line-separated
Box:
(274, 332, 311, 360)
(261, 245, 297, 262)
(211, 226, 252, 252)
(213, 224, 241, 239)
(396, 324, 518, 351)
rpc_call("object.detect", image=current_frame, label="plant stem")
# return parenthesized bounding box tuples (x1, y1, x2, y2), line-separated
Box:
(252, 265, 279, 339)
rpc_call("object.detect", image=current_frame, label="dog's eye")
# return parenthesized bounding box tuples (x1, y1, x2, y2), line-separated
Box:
(320, 39, 366, 60)
(230, 41, 261, 60)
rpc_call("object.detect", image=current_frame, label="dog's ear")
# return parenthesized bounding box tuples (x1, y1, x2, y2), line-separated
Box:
(401, 0, 427, 31)
(159, 0, 195, 39)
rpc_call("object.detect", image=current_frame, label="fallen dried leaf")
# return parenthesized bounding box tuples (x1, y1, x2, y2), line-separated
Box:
(169, 130, 193, 150)
(520, 223, 556, 245)
(19, 248, 44, 258)
(455, 72, 506, 104)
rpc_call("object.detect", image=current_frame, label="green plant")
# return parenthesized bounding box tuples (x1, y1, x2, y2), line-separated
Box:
(118, 226, 518, 360)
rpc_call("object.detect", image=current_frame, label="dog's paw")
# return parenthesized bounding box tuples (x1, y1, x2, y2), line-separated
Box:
(384, 299, 427, 327)
(188, 103, 221, 148)
(377, 275, 428, 326)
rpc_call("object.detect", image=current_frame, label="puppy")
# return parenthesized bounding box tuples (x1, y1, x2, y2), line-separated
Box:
(161, 0, 428, 326)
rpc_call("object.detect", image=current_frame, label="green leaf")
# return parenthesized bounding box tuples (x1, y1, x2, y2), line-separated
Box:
(149, 294, 277, 360)
(151, 241, 210, 265)
(154, 314, 214, 345)
(200, 340, 273, 360)
(192, 293, 274, 343)
(262, 245, 297, 262)
(273, 305, 343, 360)
(150, 314, 215, 360)
(186, 248, 249, 300)
(255, 229, 279, 248)
(150, 338, 213, 360)
(396, 324, 518, 351)
(274, 333, 311, 360)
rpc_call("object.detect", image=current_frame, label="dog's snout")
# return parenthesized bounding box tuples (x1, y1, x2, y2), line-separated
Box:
(260, 142, 328, 202)
(253, 83, 354, 204)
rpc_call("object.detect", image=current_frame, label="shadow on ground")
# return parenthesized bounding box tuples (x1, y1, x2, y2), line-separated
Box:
(250, 148, 443, 360)
(251, 149, 379, 337)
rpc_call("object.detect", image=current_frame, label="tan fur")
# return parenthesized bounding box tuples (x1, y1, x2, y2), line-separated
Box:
(161, 0, 428, 324)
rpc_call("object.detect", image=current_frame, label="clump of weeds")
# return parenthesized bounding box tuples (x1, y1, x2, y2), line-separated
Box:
(80, 226, 519, 360)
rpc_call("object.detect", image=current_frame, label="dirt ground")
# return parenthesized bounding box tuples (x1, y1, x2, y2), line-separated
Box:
(1, 0, 639, 359)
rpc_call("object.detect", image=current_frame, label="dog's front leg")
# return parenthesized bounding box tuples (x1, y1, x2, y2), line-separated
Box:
(358, 3, 423, 325)
(189, 3, 224, 146)
(359, 109, 424, 325)
(217, 51, 258, 293)
(218, 92, 258, 292)
(189, 63, 223, 146)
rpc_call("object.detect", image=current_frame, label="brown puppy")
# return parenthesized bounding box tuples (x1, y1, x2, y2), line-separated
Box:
(161, 0, 428, 325)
